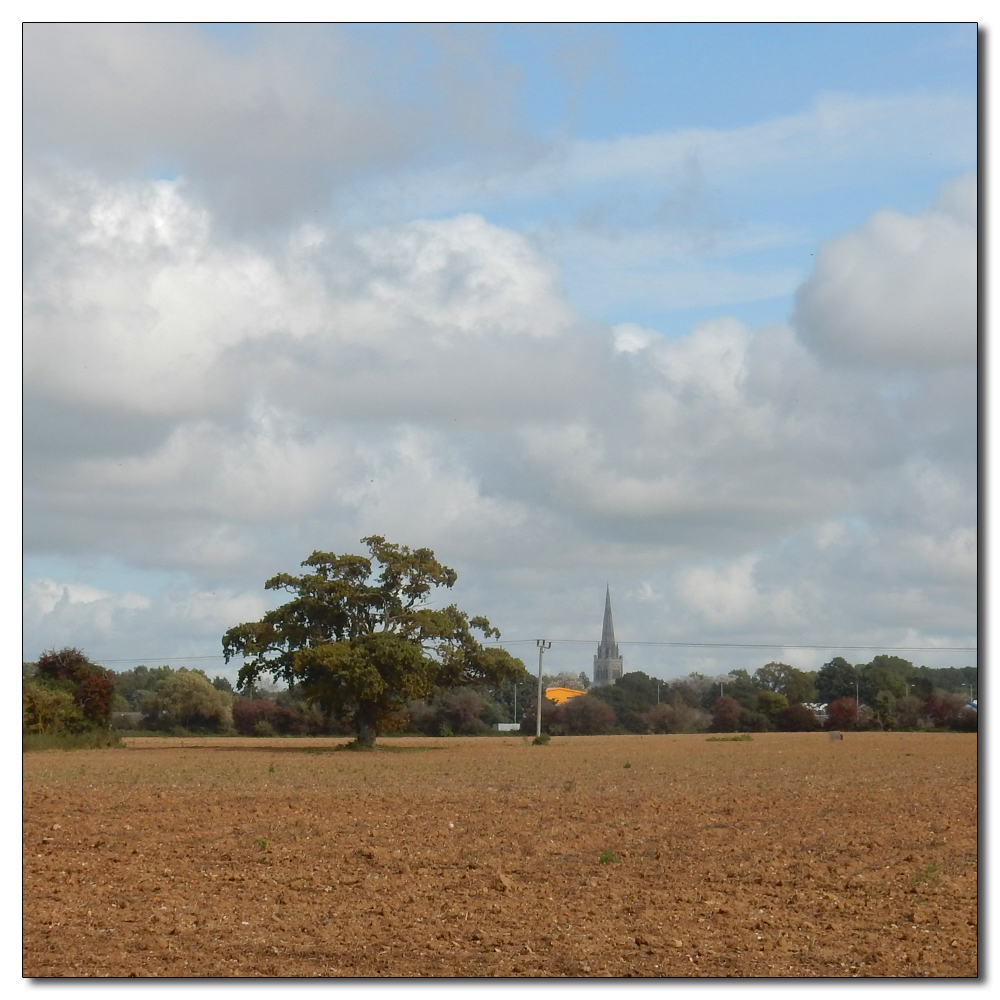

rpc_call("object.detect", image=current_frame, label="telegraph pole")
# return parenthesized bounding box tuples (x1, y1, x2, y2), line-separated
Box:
(536, 640, 551, 739)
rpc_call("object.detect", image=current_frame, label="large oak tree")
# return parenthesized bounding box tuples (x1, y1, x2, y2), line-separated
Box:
(222, 536, 527, 746)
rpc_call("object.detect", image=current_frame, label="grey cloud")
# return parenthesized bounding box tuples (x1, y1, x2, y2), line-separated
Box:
(23, 24, 536, 230)
(794, 173, 977, 366)
(23, 171, 976, 667)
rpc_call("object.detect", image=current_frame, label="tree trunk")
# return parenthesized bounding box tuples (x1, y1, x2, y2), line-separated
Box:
(355, 717, 377, 748)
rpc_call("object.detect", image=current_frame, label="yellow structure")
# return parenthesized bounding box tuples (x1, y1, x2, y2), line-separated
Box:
(544, 686, 587, 706)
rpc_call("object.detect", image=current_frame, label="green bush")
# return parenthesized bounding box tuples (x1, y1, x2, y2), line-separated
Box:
(22, 680, 85, 734)
(144, 669, 234, 732)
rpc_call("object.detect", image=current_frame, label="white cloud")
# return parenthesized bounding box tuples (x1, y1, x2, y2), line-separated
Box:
(22, 171, 976, 667)
(612, 322, 657, 355)
(794, 173, 977, 366)
(24, 578, 132, 619)
(24, 578, 153, 651)
(562, 93, 974, 188)
(675, 554, 800, 628)
(906, 527, 977, 581)
(23, 578, 267, 664)
(24, 173, 580, 430)
(370, 91, 975, 228)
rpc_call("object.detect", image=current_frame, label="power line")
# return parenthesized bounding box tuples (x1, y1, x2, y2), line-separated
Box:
(485, 640, 977, 652)
(88, 639, 978, 662)
(91, 656, 229, 663)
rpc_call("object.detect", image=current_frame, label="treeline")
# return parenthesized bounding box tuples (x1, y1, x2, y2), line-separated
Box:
(23, 648, 976, 741)
(22, 650, 335, 738)
(520, 656, 977, 736)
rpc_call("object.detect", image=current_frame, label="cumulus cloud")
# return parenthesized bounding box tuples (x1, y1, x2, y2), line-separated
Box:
(23, 577, 267, 666)
(24, 171, 581, 430)
(676, 554, 800, 628)
(24, 578, 149, 620)
(794, 173, 977, 366)
(22, 167, 976, 670)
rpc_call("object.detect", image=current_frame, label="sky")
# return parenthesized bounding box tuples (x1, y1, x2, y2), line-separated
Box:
(22, 22, 978, 684)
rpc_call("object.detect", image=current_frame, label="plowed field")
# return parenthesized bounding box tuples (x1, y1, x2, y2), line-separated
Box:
(23, 732, 977, 978)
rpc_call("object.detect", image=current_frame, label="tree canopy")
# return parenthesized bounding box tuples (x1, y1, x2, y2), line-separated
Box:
(815, 656, 858, 703)
(144, 668, 234, 732)
(222, 536, 528, 745)
(751, 662, 817, 704)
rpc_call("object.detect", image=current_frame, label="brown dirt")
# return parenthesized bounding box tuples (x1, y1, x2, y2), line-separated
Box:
(22, 731, 977, 978)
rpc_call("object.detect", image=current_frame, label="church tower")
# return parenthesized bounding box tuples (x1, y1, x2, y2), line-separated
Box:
(593, 586, 624, 685)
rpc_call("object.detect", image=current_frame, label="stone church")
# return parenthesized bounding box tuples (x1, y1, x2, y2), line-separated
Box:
(592, 586, 624, 685)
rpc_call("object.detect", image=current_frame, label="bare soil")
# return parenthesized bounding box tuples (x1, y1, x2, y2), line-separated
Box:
(23, 731, 977, 978)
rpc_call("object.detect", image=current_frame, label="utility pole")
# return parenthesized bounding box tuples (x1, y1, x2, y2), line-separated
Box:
(513, 682, 517, 723)
(536, 640, 551, 739)
(855, 679, 860, 724)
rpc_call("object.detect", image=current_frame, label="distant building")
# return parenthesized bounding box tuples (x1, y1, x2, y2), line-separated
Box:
(803, 702, 828, 723)
(593, 586, 624, 686)
(545, 686, 587, 706)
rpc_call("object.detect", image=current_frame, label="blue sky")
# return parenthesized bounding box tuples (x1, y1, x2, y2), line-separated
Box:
(335, 23, 976, 334)
(23, 23, 977, 680)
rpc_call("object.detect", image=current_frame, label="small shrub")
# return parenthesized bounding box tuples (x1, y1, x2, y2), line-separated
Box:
(641, 701, 709, 734)
(706, 734, 753, 742)
(532, 733, 550, 745)
(232, 696, 329, 737)
(623, 761, 631, 769)
(252, 720, 277, 738)
(598, 850, 619, 864)
(23, 731, 123, 752)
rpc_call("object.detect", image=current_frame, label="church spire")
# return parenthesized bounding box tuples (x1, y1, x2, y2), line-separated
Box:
(599, 584, 618, 659)
(593, 585, 623, 685)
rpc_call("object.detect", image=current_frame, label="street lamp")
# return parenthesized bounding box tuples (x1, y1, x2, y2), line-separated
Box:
(536, 640, 551, 739)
